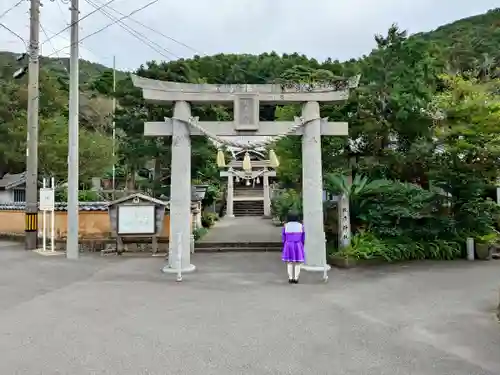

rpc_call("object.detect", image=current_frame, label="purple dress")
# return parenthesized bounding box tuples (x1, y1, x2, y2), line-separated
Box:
(281, 221, 305, 263)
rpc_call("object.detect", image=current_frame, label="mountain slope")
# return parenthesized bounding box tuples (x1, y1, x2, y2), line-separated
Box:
(413, 8, 500, 74)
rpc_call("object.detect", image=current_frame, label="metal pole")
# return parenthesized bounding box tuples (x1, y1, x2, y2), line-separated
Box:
(66, 0, 80, 259)
(50, 177, 55, 252)
(176, 232, 182, 282)
(25, 0, 40, 250)
(112, 55, 116, 200)
(323, 231, 328, 282)
(42, 178, 46, 251)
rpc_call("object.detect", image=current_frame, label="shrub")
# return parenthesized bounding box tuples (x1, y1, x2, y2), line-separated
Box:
(193, 227, 208, 241)
(55, 188, 101, 202)
(336, 231, 462, 262)
(201, 212, 218, 228)
(270, 189, 302, 223)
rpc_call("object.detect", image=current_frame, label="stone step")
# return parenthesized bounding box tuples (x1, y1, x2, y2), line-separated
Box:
(230, 200, 264, 217)
(234, 207, 263, 210)
(233, 209, 263, 213)
(195, 246, 281, 252)
(195, 241, 282, 252)
(234, 201, 264, 206)
(233, 206, 264, 209)
(196, 241, 281, 248)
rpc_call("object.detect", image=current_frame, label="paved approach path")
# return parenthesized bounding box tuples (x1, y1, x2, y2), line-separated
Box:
(198, 216, 282, 243)
(1, 240, 500, 374)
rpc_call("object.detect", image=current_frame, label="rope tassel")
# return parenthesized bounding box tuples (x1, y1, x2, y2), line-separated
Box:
(243, 151, 252, 172)
(216, 149, 226, 167)
(269, 149, 280, 168)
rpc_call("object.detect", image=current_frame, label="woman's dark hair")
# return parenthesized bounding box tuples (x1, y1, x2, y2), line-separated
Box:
(287, 211, 299, 222)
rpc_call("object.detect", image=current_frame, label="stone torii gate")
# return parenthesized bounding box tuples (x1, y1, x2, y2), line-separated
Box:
(131, 75, 359, 273)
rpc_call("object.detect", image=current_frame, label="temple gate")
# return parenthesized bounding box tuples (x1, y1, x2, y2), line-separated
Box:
(131, 75, 360, 273)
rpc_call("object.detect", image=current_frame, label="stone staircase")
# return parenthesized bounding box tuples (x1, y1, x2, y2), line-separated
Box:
(229, 185, 265, 217)
(234, 185, 264, 198)
(233, 200, 264, 217)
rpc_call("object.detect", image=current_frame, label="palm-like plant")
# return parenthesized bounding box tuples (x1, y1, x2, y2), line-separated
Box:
(324, 174, 391, 198)
(324, 174, 392, 232)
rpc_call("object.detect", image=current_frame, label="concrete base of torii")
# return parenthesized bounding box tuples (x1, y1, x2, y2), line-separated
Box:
(302, 264, 331, 272)
(162, 264, 196, 274)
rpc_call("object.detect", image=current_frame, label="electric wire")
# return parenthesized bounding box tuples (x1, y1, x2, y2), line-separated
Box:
(0, 22, 27, 47)
(92, 0, 199, 56)
(0, 0, 25, 21)
(40, 22, 102, 124)
(90, 0, 271, 83)
(83, 0, 178, 60)
(45, 0, 159, 58)
(42, 24, 113, 65)
(50, 0, 69, 25)
(40, 0, 119, 48)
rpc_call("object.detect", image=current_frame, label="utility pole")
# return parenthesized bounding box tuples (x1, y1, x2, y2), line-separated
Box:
(25, 0, 41, 250)
(66, 0, 80, 259)
(112, 55, 116, 200)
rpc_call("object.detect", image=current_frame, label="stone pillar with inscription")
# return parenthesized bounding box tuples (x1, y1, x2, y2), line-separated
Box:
(163, 101, 195, 273)
(226, 168, 234, 218)
(301, 101, 329, 271)
(263, 167, 271, 217)
(338, 194, 351, 248)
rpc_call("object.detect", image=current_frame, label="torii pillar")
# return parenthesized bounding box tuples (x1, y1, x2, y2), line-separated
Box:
(131, 75, 360, 273)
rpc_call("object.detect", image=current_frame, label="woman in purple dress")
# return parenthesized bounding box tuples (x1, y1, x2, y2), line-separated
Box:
(281, 212, 305, 284)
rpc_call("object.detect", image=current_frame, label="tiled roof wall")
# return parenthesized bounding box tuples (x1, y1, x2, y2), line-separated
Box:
(0, 202, 108, 211)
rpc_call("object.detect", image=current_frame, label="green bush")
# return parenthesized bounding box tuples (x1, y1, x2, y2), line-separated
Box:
(193, 227, 208, 241)
(55, 188, 101, 202)
(270, 189, 302, 223)
(325, 173, 463, 243)
(201, 212, 218, 228)
(336, 230, 462, 261)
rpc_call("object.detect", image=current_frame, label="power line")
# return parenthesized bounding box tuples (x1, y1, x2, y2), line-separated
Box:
(90, 0, 271, 83)
(84, 0, 177, 60)
(0, 22, 27, 47)
(88, 0, 270, 84)
(51, 0, 68, 24)
(92, 0, 199, 56)
(42, 25, 110, 62)
(40, 0, 119, 48)
(0, 0, 25, 21)
(45, 0, 159, 58)
(40, 23, 103, 125)
(40, 23, 64, 64)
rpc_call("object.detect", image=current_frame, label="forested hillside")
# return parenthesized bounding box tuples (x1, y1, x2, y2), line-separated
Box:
(1, 8, 498, 182)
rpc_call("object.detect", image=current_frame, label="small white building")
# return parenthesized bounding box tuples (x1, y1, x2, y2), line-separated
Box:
(0, 172, 27, 204)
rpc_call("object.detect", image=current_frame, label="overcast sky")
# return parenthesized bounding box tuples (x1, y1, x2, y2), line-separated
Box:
(0, 0, 498, 72)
